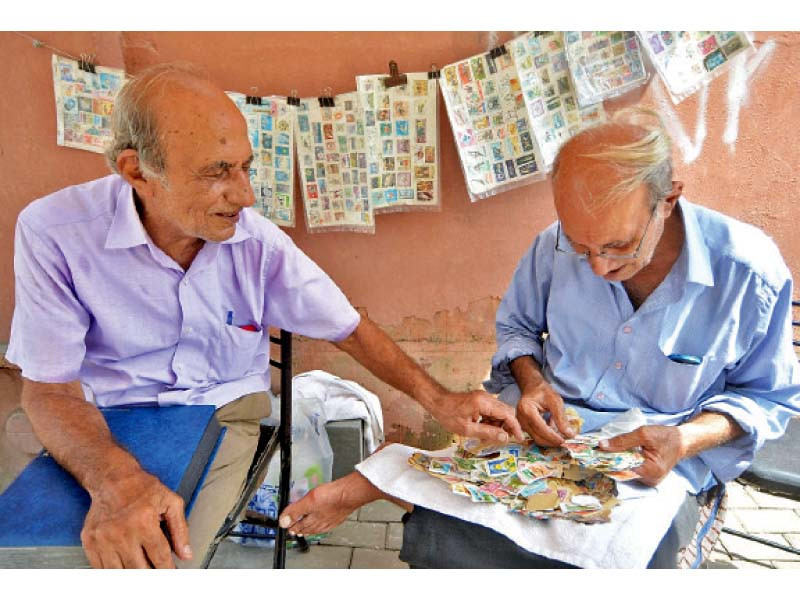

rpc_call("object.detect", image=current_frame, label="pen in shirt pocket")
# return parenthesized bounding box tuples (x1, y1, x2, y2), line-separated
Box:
(226, 309, 259, 332)
(667, 353, 703, 365)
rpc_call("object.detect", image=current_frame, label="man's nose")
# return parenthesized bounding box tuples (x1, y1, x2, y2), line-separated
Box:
(587, 254, 615, 277)
(227, 169, 256, 208)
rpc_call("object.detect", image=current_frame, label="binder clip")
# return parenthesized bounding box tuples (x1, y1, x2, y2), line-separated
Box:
(382, 60, 407, 89)
(78, 53, 96, 74)
(287, 88, 300, 107)
(318, 87, 334, 108)
(488, 45, 508, 60)
(246, 87, 262, 106)
(427, 63, 441, 80)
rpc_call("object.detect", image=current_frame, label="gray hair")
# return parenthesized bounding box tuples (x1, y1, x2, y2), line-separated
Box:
(552, 107, 674, 212)
(104, 62, 210, 180)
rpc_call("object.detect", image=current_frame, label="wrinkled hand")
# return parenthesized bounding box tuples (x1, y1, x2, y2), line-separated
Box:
(516, 381, 575, 446)
(81, 470, 192, 568)
(599, 425, 684, 487)
(429, 390, 524, 443)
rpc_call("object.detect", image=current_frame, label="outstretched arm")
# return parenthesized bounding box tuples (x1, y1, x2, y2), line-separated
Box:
(21, 379, 192, 568)
(334, 316, 524, 443)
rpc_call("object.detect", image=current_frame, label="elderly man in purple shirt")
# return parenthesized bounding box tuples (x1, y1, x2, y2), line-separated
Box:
(6, 63, 523, 569)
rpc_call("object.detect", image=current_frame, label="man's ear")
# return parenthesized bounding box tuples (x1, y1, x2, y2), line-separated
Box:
(116, 150, 156, 196)
(661, 180, 684, 216)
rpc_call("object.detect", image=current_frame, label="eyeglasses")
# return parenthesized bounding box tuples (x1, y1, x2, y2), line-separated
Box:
(554, 207, 657, 261)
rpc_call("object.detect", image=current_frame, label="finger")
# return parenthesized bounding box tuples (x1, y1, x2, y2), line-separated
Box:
(521, 408, 565, 446)
(98, 549, 124, 569)
(163, 498, 192, 561)
(84, 547, 103, 569)
(121, 544, 152, 569)
(476, 397, 525, 441)
(142, 531, 175, 569)
(598, 429, 642, 452)
(545, 396, 575, 438)
(461, 420, 510, 443)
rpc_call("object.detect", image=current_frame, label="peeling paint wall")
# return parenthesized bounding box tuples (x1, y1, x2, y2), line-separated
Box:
(1, 32, 798, 450)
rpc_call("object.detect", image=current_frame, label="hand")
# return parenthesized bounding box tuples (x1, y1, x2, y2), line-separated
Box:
(599, 425, 684, 487)
(516, 381, 575, 446)
(429, 390, 524, 443)
(81, 469, 192, 568)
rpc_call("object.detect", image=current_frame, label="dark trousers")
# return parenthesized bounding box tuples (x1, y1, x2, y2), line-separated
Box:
(399, 491, 700, 569)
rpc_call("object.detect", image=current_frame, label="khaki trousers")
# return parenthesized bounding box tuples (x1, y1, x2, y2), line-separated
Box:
(175, 392, 270, 568)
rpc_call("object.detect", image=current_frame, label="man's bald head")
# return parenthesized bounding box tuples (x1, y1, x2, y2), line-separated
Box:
(105, 62, 237, 179)
(551, 108, 674, 215)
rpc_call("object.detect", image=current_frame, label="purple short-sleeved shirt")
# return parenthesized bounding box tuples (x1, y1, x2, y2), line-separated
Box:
(7, 175, 361, 408)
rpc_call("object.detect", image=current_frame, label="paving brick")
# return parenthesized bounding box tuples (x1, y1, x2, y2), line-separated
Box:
(729, 559, 775, 569)
(720, 532, 800, 561)
(733, 508, 800, 533)
(785, 533, 800, 548)
(319, 520, 387, 549)
(722, 509, 746, 531)
(726, 483, 759, 508)
(745, 488, 800, 510)
(208, 540, 353, 569)
(347, 509, 359, 521)
(702, 547, 735, 569)
(358, 499, 406, 523)
(772, 561, 800, 569)
(386, 522, 403, 551)
(350, 548, 408, 569)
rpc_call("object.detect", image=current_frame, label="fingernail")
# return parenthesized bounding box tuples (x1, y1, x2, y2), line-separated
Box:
(289, 530, 296, 536)
(598, 440, 609, 450)
(183, 545, 193, 558)
(565, 427, 575, 437)
(279, 515, 291, 528)
(497, 431, 509, 443)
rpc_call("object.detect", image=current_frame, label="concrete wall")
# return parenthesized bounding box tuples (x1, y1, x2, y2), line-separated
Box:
(1, 31, 798, 449)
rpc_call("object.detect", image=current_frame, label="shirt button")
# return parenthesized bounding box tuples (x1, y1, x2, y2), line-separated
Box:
(614, 361, 623, 370)
(597, 392, 605, 400)
(184, 326, 193, 334)
(623, 326, 632, 334)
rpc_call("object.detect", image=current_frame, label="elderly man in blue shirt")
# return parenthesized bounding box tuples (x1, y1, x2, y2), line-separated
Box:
(281, 108, 800, 568)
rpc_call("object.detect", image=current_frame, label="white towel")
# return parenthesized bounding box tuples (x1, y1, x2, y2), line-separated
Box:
(356, 431, 690, 568)
(292, 370, 385, 453)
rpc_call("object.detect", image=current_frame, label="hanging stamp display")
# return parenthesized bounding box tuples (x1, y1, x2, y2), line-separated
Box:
(52, 54, 126, 154)
(227, 92, 296, 228)
(564, 31, 649, 107)
(638, 31, 754, 104)
(294, 91, 374, 233)
(440, 45, 548, 202)
(357, 70, 440, 213)
(510, 31, 606, 168)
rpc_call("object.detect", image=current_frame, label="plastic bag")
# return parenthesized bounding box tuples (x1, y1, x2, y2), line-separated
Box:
(231, 390, 333, 546)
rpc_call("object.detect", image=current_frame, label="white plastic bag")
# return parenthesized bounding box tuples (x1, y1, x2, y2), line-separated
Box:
(231, 390, 333, 546)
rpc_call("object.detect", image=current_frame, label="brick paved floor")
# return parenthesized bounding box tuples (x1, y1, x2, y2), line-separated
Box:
(210, 482, 800, 569)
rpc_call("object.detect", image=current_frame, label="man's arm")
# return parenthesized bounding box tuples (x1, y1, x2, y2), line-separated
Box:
(334, 317, 524, 442)
(21, 379, 192, 568)
(600, 412, 744, 486)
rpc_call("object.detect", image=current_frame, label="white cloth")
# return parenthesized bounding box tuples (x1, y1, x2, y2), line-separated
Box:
(357, 444, 688, 568)
(292, 370, 384, 453)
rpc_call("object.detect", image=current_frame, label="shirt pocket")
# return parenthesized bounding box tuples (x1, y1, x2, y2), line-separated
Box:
(632, 344, 727, 414)
(211, 323, 265, 381)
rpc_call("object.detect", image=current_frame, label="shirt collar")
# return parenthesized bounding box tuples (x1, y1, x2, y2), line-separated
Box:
(105, 179, 253, 249)
(105, 179, 148, 250)
(677, 197, 715, 287)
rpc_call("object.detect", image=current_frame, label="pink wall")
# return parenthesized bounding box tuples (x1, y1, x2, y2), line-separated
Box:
(2, 31, 798, 447)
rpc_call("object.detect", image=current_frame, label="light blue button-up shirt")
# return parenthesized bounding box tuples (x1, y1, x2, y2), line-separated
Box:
(485, 198, 800, 493)
(8, 175, 361, 408)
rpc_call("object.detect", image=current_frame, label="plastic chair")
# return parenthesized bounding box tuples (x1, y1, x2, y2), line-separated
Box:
(204, 329, 298, 568)
(720, 300, 800, 558)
